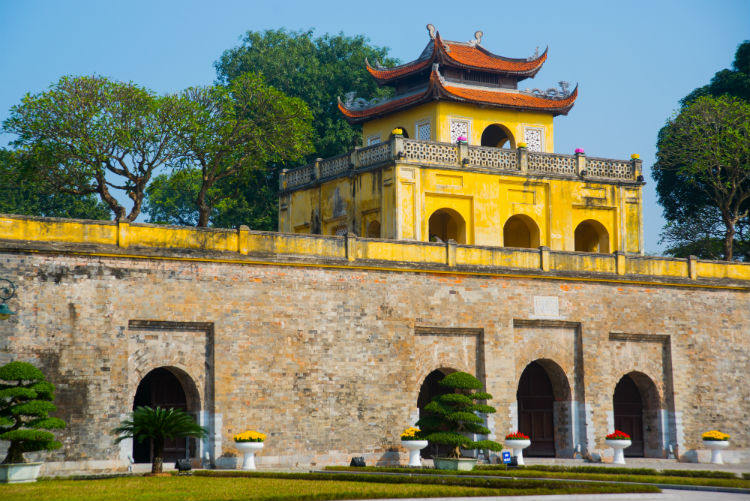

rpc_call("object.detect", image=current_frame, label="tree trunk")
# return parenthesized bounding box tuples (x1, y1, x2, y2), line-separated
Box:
(152, 439, 165, 474)
(2, 442, 25, 464)
(723, 221, 735, 261)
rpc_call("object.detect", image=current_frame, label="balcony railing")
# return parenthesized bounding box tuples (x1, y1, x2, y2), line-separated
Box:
(281, 138, 643, 190)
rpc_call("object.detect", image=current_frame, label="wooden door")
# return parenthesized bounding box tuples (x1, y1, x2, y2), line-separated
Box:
(517, 362, 555, 457)
(613, 376, 644, 457)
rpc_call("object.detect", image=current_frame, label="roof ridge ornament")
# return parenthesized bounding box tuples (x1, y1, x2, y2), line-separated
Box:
(341, 91, 388, 111)
(523, 81, 573, 99)
(426, 24, 436, 40)
(469, 30, 483, 46)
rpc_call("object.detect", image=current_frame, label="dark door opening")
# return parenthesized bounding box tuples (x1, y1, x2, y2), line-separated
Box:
(517, 362, 555, 457)
(417, 369, 455, 459)
(132, 367, 189, 463)
(613, 375, 644, 457)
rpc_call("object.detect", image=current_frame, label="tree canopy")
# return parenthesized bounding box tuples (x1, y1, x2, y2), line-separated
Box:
(653, 95, 750, 261)
(653, 41, 750, 261)
(2, 75, 190, 222)
(0, 148, 111, 220)
(215, 29, 397, 160)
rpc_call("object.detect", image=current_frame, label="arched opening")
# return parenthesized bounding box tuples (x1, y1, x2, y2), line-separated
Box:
(428, 208, 466, 244)
(503, 215, 540, 248)
(613, 372, 660, 457)
(417, 368, 456, 459)
(132, 367, 200, 464)
(480, 124, 514, 149)
(517, 360, 571, 457)
(574, 220, 610, 253)
(366, 220, 381, 239)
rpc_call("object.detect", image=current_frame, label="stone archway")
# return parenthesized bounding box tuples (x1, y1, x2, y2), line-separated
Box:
(574, 219, 609, 253)
(428, 209, 466, 244)
(480, 124, 514, 149)
(613, 372, 660, 457)
(132, 366, 201, 464)
(517, 359, 571, 457)
(417, 368, 456, 458)
(503, 215, 540, 248)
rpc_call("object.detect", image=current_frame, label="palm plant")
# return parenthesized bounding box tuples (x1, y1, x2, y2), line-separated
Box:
(112, 406, 207, 474)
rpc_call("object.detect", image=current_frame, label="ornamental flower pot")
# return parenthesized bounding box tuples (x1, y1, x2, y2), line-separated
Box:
(432, 457, 477, 471)
(235, 441, 264, 470)
(605, 439, 631, 464)
(702, 440, 729, 464)
(401, 440, 428, 467)
(503, 439, 531, 465)
(0, 462, 43, 483)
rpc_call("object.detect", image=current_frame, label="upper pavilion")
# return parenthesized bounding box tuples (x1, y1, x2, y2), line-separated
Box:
(279, 26, 644, 256)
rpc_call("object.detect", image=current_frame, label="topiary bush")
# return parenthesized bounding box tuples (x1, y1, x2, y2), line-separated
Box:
(416, 371, 502, 458)
(0, 361, 66, 464)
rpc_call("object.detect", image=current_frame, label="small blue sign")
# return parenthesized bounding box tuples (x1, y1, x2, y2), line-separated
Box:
(501, 451, 512, 464)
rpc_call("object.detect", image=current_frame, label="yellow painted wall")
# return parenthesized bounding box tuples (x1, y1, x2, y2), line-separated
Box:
(362, 101, 555, 151)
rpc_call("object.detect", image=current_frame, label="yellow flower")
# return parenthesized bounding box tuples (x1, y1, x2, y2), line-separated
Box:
(518, 142, 528, 148)
(234, 430, 266, 442)
(702, 430, 729, 441)
(630, 153, 640, 160)
(400, 426, 421, 440)
(391, 128, 404, 136)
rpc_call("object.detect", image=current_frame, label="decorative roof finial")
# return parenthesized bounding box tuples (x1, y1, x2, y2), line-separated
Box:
(426, 24, 436, 40)
(470, 30, 483, 46)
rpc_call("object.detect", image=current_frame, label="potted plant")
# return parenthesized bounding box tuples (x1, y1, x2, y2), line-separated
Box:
(233, 430, 266, 470)
(605, 430, 631, 464)
(0, 361, 66, 483)
(112, 406, 207, 474)
(503, 431, 531, 465)
(416, 371, 502, 471)
(400, 426, 428, 467)
(702, 430, 730, 464)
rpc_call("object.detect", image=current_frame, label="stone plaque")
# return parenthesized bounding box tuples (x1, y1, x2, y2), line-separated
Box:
(533, 296, 559, 318)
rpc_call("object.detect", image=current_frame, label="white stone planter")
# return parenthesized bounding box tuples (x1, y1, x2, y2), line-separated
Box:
(0, 462, 43, 483)
(702, 439, 729, 464)
(605, 439, 631, 464)
(401, 440, 428, 467)
(503, 439, 532, 465)
(235, 441, 264, 470)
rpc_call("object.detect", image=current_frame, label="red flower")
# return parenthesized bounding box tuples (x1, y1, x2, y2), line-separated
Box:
(605, 430, 631, 440)
(505, 431, 530, 440)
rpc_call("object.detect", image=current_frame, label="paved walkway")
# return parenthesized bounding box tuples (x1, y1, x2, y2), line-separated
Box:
(518, 457, 749, 474)
(342, 491, 747, 501)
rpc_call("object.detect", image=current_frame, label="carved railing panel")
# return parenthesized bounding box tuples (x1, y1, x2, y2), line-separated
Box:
(357, 142, 391, 166)
(468, 146, 518, 171)
(286, 164, 314, 188)
(586, 157, 634, 180)
(528, 152, 576, 175)
(402, 139, 458, 165)
(320, 153, 350, 178)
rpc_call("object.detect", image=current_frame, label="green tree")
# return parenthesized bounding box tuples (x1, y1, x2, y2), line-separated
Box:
(681, 41, 749, 106)
(0, 361, 66, 464)
(0, 148, 111, 220)
(177, 73, 313, 227)
(653, 96, 750, 261)
(112, 406, 207, 474)
(144, 166, 279, 230)
(2, 75, 190, 222)
(416, 372, 502, 460)
(215, 29, 397, 160)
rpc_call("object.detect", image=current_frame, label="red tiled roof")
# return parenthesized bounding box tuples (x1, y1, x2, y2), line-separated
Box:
(339, 66, 577, 122)
(365, 33, 546, 84)
(439, 83, 577, 116)
(440, 40, 547, 76)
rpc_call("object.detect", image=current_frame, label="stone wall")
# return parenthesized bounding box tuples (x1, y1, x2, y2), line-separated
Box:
(0, 238, 748, 473)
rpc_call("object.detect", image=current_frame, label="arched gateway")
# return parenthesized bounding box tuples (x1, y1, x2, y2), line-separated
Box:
(132, 367, 201, 464)
(613, 372, 660, 457)
(417, 368, 456, 458)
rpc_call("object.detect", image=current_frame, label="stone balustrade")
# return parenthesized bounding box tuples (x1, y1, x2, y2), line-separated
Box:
(281, 137, 643, 190)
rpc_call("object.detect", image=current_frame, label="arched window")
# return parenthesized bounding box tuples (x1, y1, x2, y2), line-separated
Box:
(366, 220, 381, 238)
(480, 124, 514, 149)
(574, 220, 609, 253)
(503, 215, 540, 248)
(428, 208, 466, 244)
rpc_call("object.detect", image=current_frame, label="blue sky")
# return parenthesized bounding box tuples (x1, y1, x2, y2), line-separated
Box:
(1, 0, 748, 253)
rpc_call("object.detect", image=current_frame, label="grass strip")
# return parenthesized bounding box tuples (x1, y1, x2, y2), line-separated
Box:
(0, 471, 659, 501)
(478, 464, 740, 479)
(326, 465, 749, 489)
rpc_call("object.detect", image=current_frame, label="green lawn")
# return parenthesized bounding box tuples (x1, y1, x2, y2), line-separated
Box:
(0, 471, 660, 501)
(327, 465, 750, 489)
